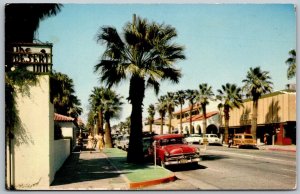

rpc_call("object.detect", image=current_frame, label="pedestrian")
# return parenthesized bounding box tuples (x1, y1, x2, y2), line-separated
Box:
(86, 133, 94, 152)
(96, 133, 104, 152)
(264, 134, 268, 145)
(228, 134, 233, 148)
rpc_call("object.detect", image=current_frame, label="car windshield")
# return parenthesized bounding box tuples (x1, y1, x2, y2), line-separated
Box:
(244, 135, 253, 139)
(160, 138, 183, 145)
(210, 135, 218, 138)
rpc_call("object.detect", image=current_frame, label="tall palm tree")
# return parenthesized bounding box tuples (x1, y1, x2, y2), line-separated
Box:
(89, 87, 106, 135)
(147, 104, 155, 133)
(196, 83, 215, 143)
(217, 83, 243, 143)
(242, 67, 273, 141)
(164, 92, 177, 134)
(156, 96, 167, 135)
(102, 89, 123, 148)
(285, 49, 296, 79)
(94, 15, 185, 163)
(185, 89, 198, 134)
(174, 90, 186, 134)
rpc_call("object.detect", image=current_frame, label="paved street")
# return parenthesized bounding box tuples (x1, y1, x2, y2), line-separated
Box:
(143, 145, 296, 190)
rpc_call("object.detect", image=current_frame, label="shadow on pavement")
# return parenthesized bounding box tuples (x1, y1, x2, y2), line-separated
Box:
(51, 152, 128, 186)
(201, 154, 229, 161)
(165, 163, 207, 172)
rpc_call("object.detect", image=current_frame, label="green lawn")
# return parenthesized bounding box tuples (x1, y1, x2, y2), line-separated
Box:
(104, 148, 174, 182)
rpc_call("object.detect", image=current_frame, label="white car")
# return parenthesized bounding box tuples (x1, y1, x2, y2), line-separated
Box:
(185, 134, 203, 144)
(204, 134, 222, 145)
(119, 135, 129, 150)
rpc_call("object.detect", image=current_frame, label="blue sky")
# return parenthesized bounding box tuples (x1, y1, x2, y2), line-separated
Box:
(37, 4, 296, 124)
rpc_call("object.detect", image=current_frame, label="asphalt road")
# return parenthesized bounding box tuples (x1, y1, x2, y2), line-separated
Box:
(143, 145, 296, 190)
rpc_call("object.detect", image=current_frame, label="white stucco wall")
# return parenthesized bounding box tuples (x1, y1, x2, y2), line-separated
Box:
(13, 76, 52, 189)
(180, 114, 220, 134)
(57, 121, 76, 150)
(11, 75, 70, 189)
(52, 139, 70, 177)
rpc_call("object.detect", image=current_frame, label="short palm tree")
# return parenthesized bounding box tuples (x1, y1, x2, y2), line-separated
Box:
(94, 15, 185, 163)
(164, 92, 177, 134)
(156, 96, 167, 135)
(102, 89, 123, 148)
(242, 67, 273, 140)
(217, 83, 243, 143)
(147, 104, 155, 133)
(196, 83, 215, 142)
(185, 89, 198, 134)
(285, 49, 296, 79)
(174, 90, 186, 134)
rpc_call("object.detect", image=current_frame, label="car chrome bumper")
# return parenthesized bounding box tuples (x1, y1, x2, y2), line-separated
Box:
(164, 158, 200, 165)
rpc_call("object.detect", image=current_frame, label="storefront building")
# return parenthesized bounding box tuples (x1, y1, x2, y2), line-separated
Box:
(221, 90, 296, 145)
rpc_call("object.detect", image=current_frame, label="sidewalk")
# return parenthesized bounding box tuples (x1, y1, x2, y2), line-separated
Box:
(257, 144, 296, 152)
(222, 143, 296, 152)
(50, 146, 175, 190)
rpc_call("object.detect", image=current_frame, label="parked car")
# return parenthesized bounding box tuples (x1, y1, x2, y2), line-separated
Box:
(185, 134, 203, 144)
(232, 133, 257, 148)
(152, 134, 201, 167)
(204, 134, 222, 145)
(119, 134, 129, 150)
(113, 135, 122, 148)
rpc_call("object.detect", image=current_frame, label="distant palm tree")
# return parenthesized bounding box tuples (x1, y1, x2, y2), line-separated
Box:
(156, 96, 167, 135)
(285, 49, 296, 79)
(51, 71, 82, 118)
(102, 89, 123, 148)
(196, 83, 215, 142)
(217, 83, 243, 143)
(164, 92, 177, 134)
(185, 89, 198, 134)
(242, 67, 273, 140)
(174, 90, 186, 134)
(94, 15, 185, 163)
(147, 104, 155, 133)
(89, 87, 106, 135)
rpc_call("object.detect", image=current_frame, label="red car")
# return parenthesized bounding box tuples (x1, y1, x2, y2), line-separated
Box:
(152, 134, 201, 167)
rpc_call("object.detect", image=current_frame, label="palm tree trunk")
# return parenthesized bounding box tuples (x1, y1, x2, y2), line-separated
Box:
(149, 119, 153, 133)
(251, 100, 258, 142)
(97, 109, 103, 135)
(202, 105, 207, 143)
(160, 115, 164, 135)
(189, 105, 193, 134)
(168, 111, 172, 134)
(104, 118, 113, 148)
(224, 107, 230, 144)
(127, 76, 145, 164)
(180, 104, 183, 134)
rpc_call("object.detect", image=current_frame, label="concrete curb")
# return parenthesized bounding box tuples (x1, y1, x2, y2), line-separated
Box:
(129, 173, 176, 189)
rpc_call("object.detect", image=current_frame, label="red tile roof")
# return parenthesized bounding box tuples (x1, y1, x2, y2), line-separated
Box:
(182, 111, 219, 123)
(54, 113, 75, 122)
(173, 103, 201, 115)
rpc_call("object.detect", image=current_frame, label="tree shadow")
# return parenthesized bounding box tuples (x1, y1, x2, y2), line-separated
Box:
(51, 152, 128, 186)
(239, 107, 251, 126)
(265, 100, 281, 124)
